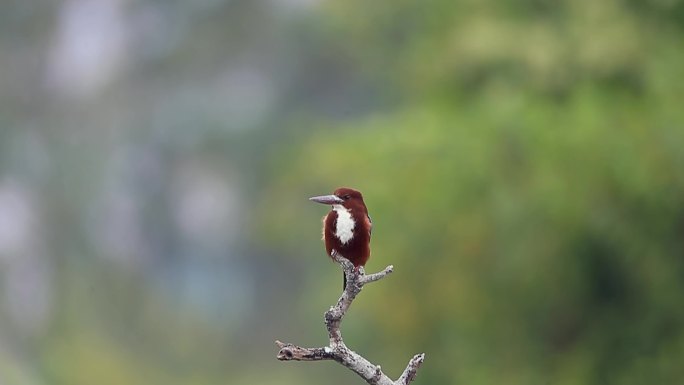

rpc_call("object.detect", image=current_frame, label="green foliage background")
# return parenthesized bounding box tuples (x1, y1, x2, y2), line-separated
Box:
(1, 0, 683, 384)
(259, 1, 684, 383)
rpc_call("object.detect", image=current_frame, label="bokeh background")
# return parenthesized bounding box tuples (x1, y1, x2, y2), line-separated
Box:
(2, 0, 684, 384)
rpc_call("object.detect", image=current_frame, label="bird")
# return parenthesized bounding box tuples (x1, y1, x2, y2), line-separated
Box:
(309, 187, 372, 289)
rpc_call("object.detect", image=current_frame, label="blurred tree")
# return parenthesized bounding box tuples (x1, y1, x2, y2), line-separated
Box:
(255, 1, 684, 384)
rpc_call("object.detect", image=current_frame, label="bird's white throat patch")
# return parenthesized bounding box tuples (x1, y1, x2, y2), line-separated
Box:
(333, 204, 355, 244)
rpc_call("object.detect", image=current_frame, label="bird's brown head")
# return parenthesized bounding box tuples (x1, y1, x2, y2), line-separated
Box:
(309, 187, 366, 211)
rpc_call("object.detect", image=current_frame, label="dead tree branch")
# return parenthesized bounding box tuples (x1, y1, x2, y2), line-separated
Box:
(276, 251, 425, 385)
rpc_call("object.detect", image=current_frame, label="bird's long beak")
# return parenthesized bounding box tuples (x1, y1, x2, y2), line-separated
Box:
(309, 194, 343, 205)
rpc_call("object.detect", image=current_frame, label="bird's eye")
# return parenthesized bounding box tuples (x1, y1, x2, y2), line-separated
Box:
(343, 194, 351, 200)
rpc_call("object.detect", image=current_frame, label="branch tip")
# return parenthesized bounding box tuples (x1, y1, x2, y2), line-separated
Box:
(397, 352, 426, 384)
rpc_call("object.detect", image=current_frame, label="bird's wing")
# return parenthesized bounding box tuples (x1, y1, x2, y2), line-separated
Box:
(367, 214, 373, 237)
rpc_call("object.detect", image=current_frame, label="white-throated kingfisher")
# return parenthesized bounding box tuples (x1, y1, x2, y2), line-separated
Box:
(309, 187, 372, 289)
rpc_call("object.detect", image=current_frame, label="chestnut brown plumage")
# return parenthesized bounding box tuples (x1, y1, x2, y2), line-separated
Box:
(309, 187, 372, 289)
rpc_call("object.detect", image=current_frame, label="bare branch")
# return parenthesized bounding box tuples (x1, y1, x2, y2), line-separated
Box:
(361, 265, 394, 284)
(397, 353, 426, 385)
(275, 340, 335, 361)
(276, 252, 425, 384)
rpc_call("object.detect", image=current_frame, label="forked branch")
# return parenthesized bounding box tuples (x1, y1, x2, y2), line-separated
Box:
(275, 251, 425, 384)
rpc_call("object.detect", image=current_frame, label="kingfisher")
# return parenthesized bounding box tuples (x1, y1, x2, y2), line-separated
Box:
(309, 187, 372, 289)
